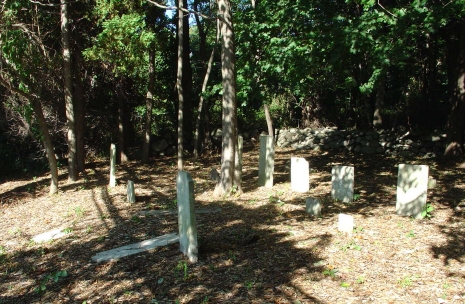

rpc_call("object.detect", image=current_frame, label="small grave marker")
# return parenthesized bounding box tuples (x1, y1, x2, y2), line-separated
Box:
(109, 143, 117, 187)
(291, 157, 309, 192)
(305, 198, 321, 216)
(127, 180, 135, 203)
(177, 171, 198, 263)
(258, 135, 275, 188)
(331, 166, 354, 203)
(338, 214, 354, 233)
(396, 164, 429, 219)
(32, 228, 67, 243)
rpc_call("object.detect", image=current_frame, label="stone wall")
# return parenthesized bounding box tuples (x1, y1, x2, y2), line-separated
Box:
(276, 127, 447, 158)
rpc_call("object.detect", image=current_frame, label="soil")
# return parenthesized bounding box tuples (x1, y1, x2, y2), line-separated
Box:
(1, 143, 465, 304)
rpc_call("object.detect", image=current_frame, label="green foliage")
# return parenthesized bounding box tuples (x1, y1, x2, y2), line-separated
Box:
(421, 203, 434, 219)
(175, 261, 188, 280)
(35, 270, 68, 293)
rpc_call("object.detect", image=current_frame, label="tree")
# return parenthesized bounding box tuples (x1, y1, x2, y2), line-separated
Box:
(214, 0, 239, 196)
(60, 0, 78, 181)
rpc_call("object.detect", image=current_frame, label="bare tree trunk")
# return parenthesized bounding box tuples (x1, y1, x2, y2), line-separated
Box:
(264, 104, 273, 137)
(214, 0, 238, 197)
(194, 19, 219, 159)
(61, 0, 77, 182)
(373, 70, 386, 129)
(143, 48, 155, 163)
(31, 99, 59, 195)
(73, 42, 85, 173)
(182, 0, 193, 145)
(116, 81, 129, 163)
(177, 0, 185, 171)
(445, 21, 465, 157)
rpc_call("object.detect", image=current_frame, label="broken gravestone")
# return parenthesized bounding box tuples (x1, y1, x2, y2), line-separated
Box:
(338, 214, 354, 233)
(305, 198, 321, 216)
(127, 180, 135, 203)
(258, 135, 275, 188)
(109, 143, 117, 187)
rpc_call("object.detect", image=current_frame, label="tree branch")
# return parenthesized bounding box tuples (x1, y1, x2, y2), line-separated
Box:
(377, 0, 397, 18)
(146, 0, 216, 20)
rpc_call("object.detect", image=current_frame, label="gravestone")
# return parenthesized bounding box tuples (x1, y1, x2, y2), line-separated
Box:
(338, 214, 354, 233)
(258, 135, 275, 188)
(331, 166, 354, 203)
(177, 171, 198, 263)
(396, 164, 429, 219)
(109, 143, 117, 187)
(127, 180, 135, 203)
(305, 198, 321, 216)
(291, 157, 309, 192)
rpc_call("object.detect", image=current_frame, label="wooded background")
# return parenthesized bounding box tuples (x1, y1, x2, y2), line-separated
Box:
(0, 0, 464, 191)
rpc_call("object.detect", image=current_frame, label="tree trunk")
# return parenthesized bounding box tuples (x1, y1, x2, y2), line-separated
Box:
(61, 0, 77, 182)
(182, 0, 193, 145)
(373, 70, 386, 129)
(116, 81, 129, 163)
(214, 0, 238, 197)
(143, 48, 155, 163)
(31, 99, 59, 195)
(73, 40, 85, 173)
(177, 0, 185, 171)
(445, 21, 465, 157)
(264, 104, 274, 137)
(194, 18, 219, 159)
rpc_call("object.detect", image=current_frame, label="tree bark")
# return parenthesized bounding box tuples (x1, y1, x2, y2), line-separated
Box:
(61, 0, 77, 182)
(194, 18, 219, 159)
(214, 0, 239, 197)
(143, 48, 156, 163)
(373, 70, 386, 129)
(264, 104, 273, 137)
(31, 99, 59, 195)
(116, 81, 129, 163)
(177, 0, 185, 171)
(73, 39, 85, 173)
(182, 0, 193, 145)
(445, 21, 465, 157)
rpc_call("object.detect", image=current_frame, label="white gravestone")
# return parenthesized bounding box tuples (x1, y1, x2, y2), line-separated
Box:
(109, 143, 117, 187)
(127, 180, 135, 203)
(177, 171, 198, 263)
(258, 135, 275, 188)
(396, 164, 429, 219)
(338, 214, 354, 233)
(331, 166, 354, 203)
(305, 198, 321, 216)
(291, 157, 309, 192)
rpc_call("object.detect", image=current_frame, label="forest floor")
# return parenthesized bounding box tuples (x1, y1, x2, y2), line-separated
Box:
(1, 143, 465, 304)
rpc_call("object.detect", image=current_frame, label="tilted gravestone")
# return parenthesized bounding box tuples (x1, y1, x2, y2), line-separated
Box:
(291, 157, 309, 192)
(305, 198, 321, 216)
(177, 171, 198, 263)
(127, 180, 135, 203)
(109, 143, 117, 187)
(331, 166, 354, 203)
(338, 213, 354, 233)
(258, 135, 275, 188)
(235, 136, 243, 188)
(396, 164, 429, 219)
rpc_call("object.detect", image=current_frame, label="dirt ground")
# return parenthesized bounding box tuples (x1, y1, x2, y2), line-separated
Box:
(1, 143, 465, 304)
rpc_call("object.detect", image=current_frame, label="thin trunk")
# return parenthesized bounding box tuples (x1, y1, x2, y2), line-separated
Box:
(31, 99, 59, 194)
(116, 81, 128, 163)
(143, 49, 156, 163)
(214, 0, 238, 197)
(182, 0, 193, 144)
(373, 70, 386, 129)
(445, 21, 465, 157)
(61, 0, 77, 181)
(264, 104, 273, 137)
(194, 19, 219, 159)
(73, 43, 85, 173)
(177, 0, 184, 171)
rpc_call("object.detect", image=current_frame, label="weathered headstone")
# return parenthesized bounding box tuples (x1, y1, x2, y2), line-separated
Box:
(109, 143, 117, 187)
(127, 180, 135, 203)
(291, 157, 309, 192)
(32, 228, 67, 243)
(305, 198, 321, 216)
(177, 171, 198, 263)
(338, 214, 354, 233)
(258, 135, 275, 188)
(396, 164, 429, 219)
(331, 166, 354, 203)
